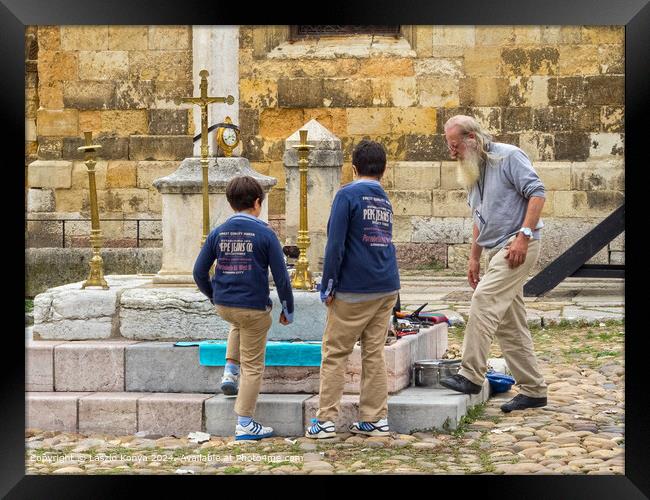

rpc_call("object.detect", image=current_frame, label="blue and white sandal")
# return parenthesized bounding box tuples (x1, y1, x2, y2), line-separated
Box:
(349, 418, 390, 437)
(235, 420, 274, 441)
(305, 418, 336, 439)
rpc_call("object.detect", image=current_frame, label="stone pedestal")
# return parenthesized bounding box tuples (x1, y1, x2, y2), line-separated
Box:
(152, 156, 276, 284)
(284, 119, 343, 272)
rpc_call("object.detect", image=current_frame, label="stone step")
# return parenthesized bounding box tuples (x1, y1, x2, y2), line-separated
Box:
(26, 382, 491, 437)
(26, 324, 448, 395)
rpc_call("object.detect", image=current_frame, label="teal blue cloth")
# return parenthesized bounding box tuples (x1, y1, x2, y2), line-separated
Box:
(174, 340, 322, 367)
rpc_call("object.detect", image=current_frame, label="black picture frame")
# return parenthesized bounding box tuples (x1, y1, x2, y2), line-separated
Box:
(4, 0, 648, 496)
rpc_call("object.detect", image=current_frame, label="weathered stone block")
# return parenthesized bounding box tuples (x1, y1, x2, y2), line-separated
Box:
(147, 109, 188, 135)
(78, 51, 128, 80)
(513, 26, 542, 44)
(346, 108, 391, 136)
(609, 251, 625, 265)
(502, 107, 532, 132)
(547, 77, 587, 106)
(357, 58, 414, 77)
(392, 161, 440, 190)
(574, 107, 602, 133)
(53, 189, 89, 213)
(148, 26, 191, 50)
(138, 393, 211, 435)
(388, 190, 433, 216)
(411, 216, 473, 244)
(432, 190, 471, 217)
(240, 78, 277, 109)
(38, 80, 64, 109)
(108, 26, 148, 50)
(519, 132, 554, 161)
(535, 162, 572, 190)
(54, 341, 134, 391)
(153, 80, 194, 109)
(278, 78, 324, 108)
(598, 44, 624, 75)
(99, 110, 148, 136)
(206, 394, 311, 437)
(502, 47, 559, 77)
(78, 392, 144, 435)
(392, 215, 413, 243)
(115, 80, 155, 110)
(414, 26, 434, 57)
(440, 162, 464, 189)
(38, 51, 78, 81)
(61, 26, 109, 50)
(370, 78, 392, 106)
(553, 191, 589, 217)
(27, 188, 56, 213)
(37, 26, 61, 51)
(555, 133, 591, 161)
(403, 134, 448, 161)
(259, 108, 305, 139)
(415, 58, 464, 77)
(79, 110, 102, 132)
(417, 78, 459, 107)
(100, 189, 149, 213)
(459, 77, 508, 106)
(533, 107, 573, 132)
(322, 78, 373, 107)
(601, 107, 624, 133)
(129, 51, 192, 81)
(26, 340, 66, 391)
(136, 161, 179, 189)
(129, 135, 193, 161)
(26, 392, 89, 432)
(63, 134, 129, 160)
(391, 108, 437, 135)
(581, 26, 624, 44)
(106, 161, 137, 188)
(28, 160, 73, 189)
(558, 45, 600, 75)
(584, 76, 624, 106)
(448, 244, 490, 272)
(463, 47, 501, 77)
(475, 26, 514, 46)
(390, 77, 418, 107)
(588, 133, 624, 158)
(571, 160, 625, 191)
(37, 110, 78, 137)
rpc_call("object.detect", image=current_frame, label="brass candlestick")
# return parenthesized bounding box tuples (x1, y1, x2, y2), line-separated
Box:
(291, 130, 314, 290)
(177, 69, 234, 246)
(78, 131, 108, 290)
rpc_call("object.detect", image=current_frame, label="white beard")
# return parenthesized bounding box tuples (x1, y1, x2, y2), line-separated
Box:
(456, 148, 482, 188)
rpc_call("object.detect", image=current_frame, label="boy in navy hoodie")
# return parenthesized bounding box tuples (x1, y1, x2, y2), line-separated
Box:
(193, 176, 294, 441)
(305, 140, 400, 439)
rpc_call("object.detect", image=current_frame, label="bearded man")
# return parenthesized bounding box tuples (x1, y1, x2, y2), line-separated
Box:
(439, 115, 548, 413)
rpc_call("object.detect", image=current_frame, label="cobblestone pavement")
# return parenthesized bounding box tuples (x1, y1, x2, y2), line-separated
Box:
(25, 322, 624, 475)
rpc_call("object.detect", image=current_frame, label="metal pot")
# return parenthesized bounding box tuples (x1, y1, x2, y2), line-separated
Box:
(412, 359, 461, 388)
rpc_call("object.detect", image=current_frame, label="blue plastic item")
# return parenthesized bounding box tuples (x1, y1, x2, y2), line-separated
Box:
(486, 371, 515, 393)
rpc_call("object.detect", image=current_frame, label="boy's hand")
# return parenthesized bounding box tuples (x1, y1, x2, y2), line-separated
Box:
(324, 296, 334, 306)
(279, 312, 290, 325)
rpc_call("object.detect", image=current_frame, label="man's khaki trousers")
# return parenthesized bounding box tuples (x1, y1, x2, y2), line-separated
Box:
(215, 304, 272, 417)
(459, 236, 547, 398)
(316, 293, 398, 422)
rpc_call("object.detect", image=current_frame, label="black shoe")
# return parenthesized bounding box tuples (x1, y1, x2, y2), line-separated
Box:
(439, 374, 483, 395)
(500, 394, 547, 413)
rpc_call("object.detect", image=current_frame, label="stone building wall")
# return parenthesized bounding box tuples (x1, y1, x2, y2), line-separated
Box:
(26, 26, 195, 248)
(25, 25, 625, 273)
(238, 25, 625, 271)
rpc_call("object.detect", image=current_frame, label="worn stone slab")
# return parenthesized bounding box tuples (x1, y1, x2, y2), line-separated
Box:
(33, 275, 151, 340)
(54, 341, 139, 391)
(26, 340, 66, 391)
(561, 307, 624, 323)
(138, 393, 211, 435)
(387, 380, 490, 434)
(304, 394, 360, 433)
(78, 392, 146, 435)
(119, 287, 231, 341)
(26, 392, 91, 432)
(268, 289, 327, 341)
(205, 394, 311, 437)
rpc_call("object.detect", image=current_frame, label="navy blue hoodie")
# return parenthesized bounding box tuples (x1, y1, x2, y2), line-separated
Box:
(320, 180, 400, 299)
(193, 213, 294, 322)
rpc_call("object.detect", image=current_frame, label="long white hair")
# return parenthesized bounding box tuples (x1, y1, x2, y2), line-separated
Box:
(443, 115, 501, 164)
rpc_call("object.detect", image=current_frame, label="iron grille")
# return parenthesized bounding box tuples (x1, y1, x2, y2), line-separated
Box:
(290, 25, 400, 39)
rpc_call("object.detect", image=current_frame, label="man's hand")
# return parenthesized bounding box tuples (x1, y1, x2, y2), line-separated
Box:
(468, 258, 480, 289)
(504, 233, 529, 268)
(279, 312, 290, 325)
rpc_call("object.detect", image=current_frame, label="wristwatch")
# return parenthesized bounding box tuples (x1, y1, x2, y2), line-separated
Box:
(519, 227, 533, 239)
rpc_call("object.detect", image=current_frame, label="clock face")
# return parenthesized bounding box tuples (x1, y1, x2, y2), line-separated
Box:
(222, 128, 238, 147)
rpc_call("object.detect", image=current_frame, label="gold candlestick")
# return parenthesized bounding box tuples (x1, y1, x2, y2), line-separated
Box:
(78, 131, 108, 290)
(291, 130, 314, 290)
(176, 69, 234, 245)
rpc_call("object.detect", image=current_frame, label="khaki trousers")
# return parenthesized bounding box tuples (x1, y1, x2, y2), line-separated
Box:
(459, 236, 548, 398)
(316, 293, 398, 422)
(215, 304, 273, 417)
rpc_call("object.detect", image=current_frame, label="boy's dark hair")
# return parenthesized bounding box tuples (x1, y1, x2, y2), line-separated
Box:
(352, 139, 387, 178)
(226, 176, 265, 211)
